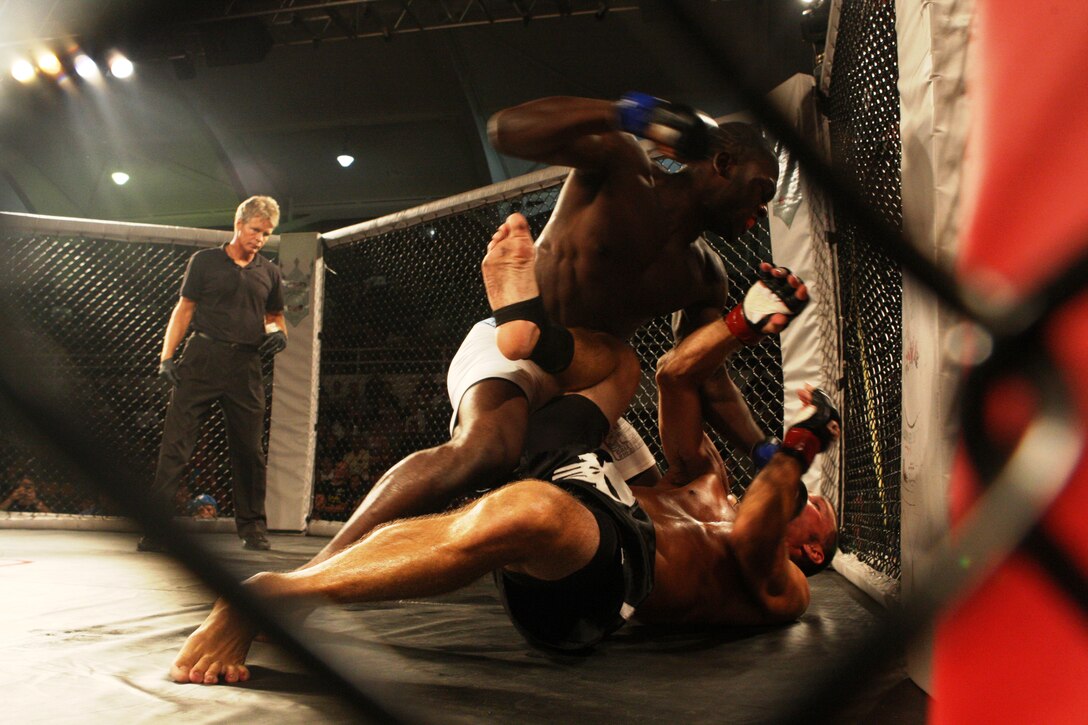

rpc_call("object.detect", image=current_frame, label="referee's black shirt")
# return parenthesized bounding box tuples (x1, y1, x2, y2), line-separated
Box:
(180, 245, 284, 346)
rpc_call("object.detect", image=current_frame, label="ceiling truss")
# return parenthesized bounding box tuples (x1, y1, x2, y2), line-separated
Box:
(241, 1, 640, 45)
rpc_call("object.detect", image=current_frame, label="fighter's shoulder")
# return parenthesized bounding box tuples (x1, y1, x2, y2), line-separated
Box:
(687, 237, 729, 296)
(691, 236, 726, 268)
(572, 131, 654, 180)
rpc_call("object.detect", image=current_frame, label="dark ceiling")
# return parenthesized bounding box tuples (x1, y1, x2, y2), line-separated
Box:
(0, 0, 817, 232)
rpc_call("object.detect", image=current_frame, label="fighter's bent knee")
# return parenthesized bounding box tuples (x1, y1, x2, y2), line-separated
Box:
(475, 480, 575, 541)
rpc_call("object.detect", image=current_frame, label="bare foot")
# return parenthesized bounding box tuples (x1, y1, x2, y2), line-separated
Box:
(481, 212, 539, 311)
(481, 212, 544, 360)
(171, 597, 258, 685)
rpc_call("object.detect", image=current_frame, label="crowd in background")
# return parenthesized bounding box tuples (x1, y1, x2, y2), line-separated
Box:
(0, 370, 451, 523)
(311, 372, 449, 522)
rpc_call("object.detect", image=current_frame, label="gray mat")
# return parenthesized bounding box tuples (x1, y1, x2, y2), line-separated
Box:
(0, 530, 925, 724)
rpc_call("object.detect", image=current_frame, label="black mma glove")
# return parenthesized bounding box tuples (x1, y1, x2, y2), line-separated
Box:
(615, 91, 719, 161)
(780, 389, 841, 474)
(261, 329, 288, 356)
(725, 264, 809, 345)
(159, 358, 181, 387)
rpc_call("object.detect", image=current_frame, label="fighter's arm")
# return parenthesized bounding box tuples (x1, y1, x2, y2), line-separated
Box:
(671, 245, 765, 455)
(655, 315, 745, 480)
(487, 96, 652, 174)
(673, 304, 767, 456)
(675, 261, 809, 465)
(730, 455, 811, 619)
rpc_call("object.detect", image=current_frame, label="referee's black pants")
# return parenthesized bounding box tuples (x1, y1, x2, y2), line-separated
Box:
(149, 334, 269, 537)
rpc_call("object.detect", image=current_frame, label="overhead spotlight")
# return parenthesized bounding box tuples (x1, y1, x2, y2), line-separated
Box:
(36, 51, 62, 76)
(336, 154, 355, 168)
(73, 54, 101, 80)
(11, 58, 36, 83)
(108, 53, 134, 79)
(111, 171, 130, 185)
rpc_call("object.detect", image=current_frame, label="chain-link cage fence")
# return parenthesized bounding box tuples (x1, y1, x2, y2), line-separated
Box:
(0, 229, 276, 521)
(314, 165, 782, 523)
(824, 0, 904, 580)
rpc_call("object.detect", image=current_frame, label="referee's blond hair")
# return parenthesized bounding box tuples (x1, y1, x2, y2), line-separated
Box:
(235, 195, 280, 228)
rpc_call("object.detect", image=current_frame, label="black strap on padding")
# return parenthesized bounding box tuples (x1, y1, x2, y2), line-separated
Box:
(492, 296, 546, 326)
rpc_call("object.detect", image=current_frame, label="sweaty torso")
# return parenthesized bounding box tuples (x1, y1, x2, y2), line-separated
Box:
(632, 473, 794, 627)
(534, 166, 727, 339)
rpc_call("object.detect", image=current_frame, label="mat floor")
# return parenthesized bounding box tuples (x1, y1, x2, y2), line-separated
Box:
(0, 529, 927, 724)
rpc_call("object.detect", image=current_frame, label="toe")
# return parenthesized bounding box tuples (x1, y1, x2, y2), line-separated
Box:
(203, 660, 223, 685)
(189, 654, 212, 684)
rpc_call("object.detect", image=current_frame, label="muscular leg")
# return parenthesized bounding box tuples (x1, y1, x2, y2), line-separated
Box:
(171, 480, 599, 684)
(308, 216, 630, 567)
(308, 378, 535, 567)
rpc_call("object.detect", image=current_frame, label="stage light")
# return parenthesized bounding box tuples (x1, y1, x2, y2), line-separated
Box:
(74, 54, 100, 80)
(111, 171, 130, 185)
(108, 53, 134, 79)
(336, 154, 355, 168)
(11, 58, 35, 83)
(36, 51, 62, 76)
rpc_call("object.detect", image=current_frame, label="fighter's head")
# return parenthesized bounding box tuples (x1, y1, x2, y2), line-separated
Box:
(695, 123, 778, 240)
(784, 493, 838, 576)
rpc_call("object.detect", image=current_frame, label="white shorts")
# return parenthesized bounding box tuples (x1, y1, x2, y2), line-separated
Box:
(446, 318, 657, 483)
(446, 319, 557, 434)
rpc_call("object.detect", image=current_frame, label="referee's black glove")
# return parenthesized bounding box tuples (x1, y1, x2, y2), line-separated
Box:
(261, 329, 288, 356)
(159, 358, 181, 387)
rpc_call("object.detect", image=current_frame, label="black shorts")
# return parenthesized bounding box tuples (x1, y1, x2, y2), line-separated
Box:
(495, 395, 657, 652)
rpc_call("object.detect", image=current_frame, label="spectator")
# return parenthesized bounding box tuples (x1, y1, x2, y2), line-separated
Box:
(346, 472, 371, 509)
(173, 482, 194, 515)
(77, 492, 109, 516)
(190, 494, 219, 520)
(0, 476, 52, 513)
(311, 480, 351, 521)
(339, 435, 371, 482)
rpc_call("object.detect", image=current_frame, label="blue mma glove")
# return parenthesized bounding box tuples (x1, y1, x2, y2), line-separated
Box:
(616, 91, 720, 161)
(750, 435, 782, 471)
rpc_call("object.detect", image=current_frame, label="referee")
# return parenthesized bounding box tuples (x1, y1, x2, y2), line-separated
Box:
(139, 196, 287, 552)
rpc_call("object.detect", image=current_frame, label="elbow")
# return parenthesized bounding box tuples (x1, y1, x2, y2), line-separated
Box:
(487, 111, 510, 153)
(655, 349, 696, 389)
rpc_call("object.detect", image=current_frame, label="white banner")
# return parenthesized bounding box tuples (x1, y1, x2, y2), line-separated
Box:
(896, 0, 972, 693)
(767, 74, 842, 503)
(266, 232, 323, 531)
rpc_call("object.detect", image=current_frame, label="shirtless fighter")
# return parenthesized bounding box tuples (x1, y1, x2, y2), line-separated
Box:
(306, 93, 781, 567)
(167, 255, 831, 683)
(169, 257, 837, 683)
